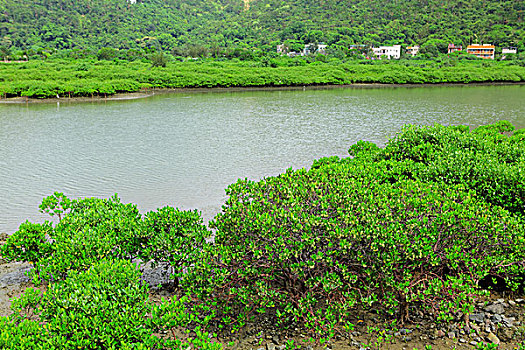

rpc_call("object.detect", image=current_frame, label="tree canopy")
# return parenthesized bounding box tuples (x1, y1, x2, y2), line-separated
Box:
(0, 0, 523, 55)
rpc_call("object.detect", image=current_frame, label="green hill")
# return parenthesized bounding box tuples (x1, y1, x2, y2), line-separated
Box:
(0, 0, 523, 55)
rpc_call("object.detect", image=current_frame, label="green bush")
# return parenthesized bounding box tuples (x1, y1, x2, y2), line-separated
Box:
(1, 221, 54, 264)
(3, 259, 222, 349)
(381, 122, 525, 214)
(151, 52, 168, 67)
(2, 193, 209, 284)
(184, 122, 525, 341)
(197, 165, 524, 339)
(34, 194, 144, 281)
(141, 206, 211, 286)
(0, 59, 524, 99)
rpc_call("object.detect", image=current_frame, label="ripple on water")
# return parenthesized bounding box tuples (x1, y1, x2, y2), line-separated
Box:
(1, 85, 524, 233)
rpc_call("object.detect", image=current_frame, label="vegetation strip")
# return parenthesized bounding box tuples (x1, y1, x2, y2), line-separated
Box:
(1, 59, 525, 99)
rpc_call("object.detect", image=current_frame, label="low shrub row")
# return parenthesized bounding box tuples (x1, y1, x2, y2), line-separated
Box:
(0, 59, 524, 98)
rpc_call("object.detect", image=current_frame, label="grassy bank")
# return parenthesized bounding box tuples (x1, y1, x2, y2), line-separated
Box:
(1, 58, 524, 99)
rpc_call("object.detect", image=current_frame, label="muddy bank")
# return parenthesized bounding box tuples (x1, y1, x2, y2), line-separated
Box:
(1, 81, 523, 105)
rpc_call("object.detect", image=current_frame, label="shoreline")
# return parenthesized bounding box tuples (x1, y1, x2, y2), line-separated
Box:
(1, 81, 523, 105)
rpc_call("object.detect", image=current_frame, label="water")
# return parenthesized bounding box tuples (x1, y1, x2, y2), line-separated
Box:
(1, 84, 524, 233)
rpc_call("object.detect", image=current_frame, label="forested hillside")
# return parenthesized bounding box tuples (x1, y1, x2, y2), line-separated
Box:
(0, 0, 523, 56)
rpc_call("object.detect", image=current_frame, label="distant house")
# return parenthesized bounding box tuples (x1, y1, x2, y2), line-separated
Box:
(277, 44, 300, 57)
(406, 46, 419, 56)
(466, 44, 495, 59)
(303, 43, 327, 56)
(349, 44, 367, 50)
(502, 47, 517, 55)
(371, 45, 401, 59)
(448, 44, 462, 54)
(277, 44, 287, 54)
(501, 47, 518, 60)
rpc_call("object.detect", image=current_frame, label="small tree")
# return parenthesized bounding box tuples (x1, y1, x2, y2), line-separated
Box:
(0, 46, 10, 61)
(151, 51, 167, 67)
(97, 47, 117, 60)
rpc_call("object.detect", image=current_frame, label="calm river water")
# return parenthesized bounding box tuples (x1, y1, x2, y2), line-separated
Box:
(1, 84, 524, 233)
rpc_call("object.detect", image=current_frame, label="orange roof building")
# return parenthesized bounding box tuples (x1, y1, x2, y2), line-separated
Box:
(448, 44, 462, 53)
(466, 44, 495, 59)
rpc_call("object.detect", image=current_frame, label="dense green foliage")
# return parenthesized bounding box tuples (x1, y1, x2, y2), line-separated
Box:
(184, 122, 525, 340)
(141, 206, 210, 286)
(1, 259, 221, 349)
(0, 0, 523, 57)
(0, 58, 524, 99)
(1, 122, 524, 346)
(1, 193, 210, 284)
(381, 121, 525, 215)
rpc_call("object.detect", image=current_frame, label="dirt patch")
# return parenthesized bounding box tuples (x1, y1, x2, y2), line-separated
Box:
(0, 262, 32, 317)
(0, 92, 154, 104)
(205, 295, 525, 349)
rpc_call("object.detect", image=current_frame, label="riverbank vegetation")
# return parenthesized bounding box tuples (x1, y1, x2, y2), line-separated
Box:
(1, 121, 524, 348)
(1, 58, 524, 99)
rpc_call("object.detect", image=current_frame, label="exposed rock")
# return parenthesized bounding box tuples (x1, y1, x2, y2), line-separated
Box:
(469, 313, 484, 324)
(502, 316, 516, 327)
(498, 328, 514, 342)
(491, 314, 503, 323)
(486, 332, 500, 345)
(399, 328, 411, 335)
(484, 303, 505, 315)
(459, 338, 466, 343)
(267, 344, 276, 350)
(0, 263, 31, 287)
(448, 331, 456, 339)
(350, 341, 360, 348)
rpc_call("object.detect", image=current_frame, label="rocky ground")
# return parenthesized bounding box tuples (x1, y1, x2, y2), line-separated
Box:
(198, 294, 524, 350)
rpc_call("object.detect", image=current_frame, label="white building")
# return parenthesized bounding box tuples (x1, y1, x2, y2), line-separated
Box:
(501, 47, 517, 60)
(502, 47, 517, 55)
(372, 45, 401, 59)
(303, 43, 327, 56)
